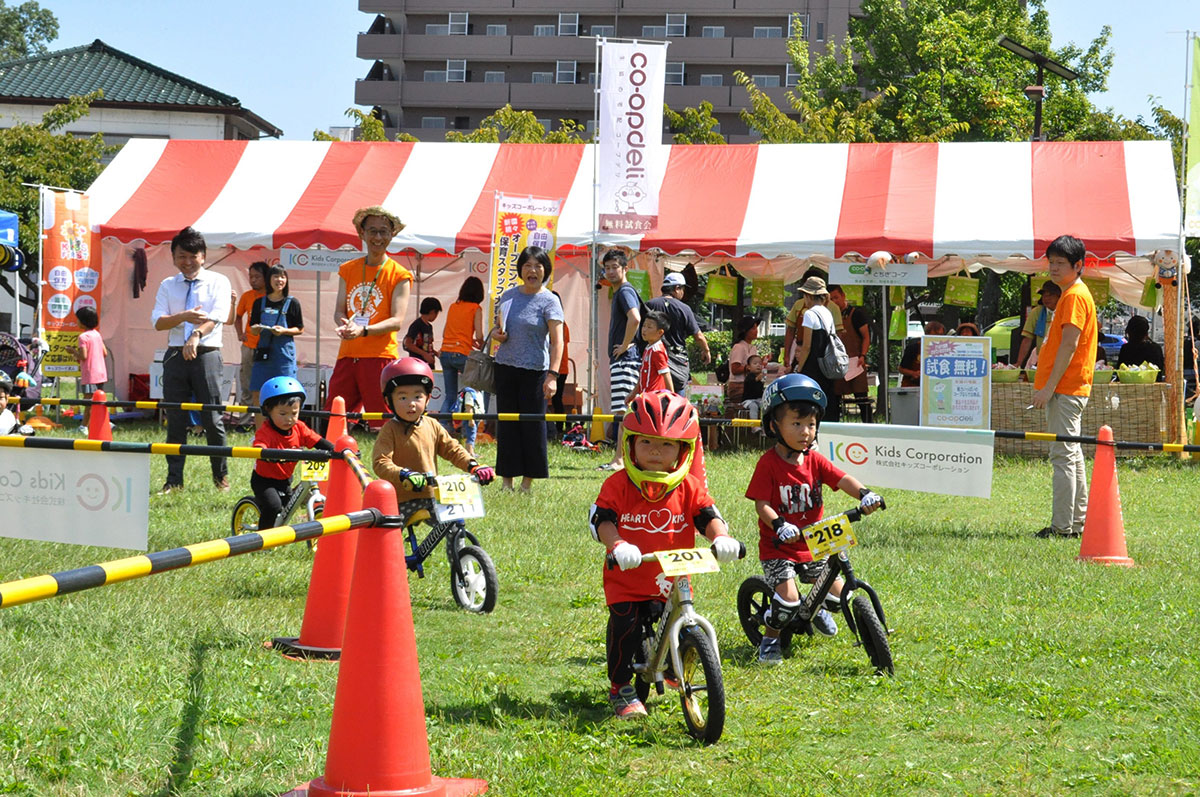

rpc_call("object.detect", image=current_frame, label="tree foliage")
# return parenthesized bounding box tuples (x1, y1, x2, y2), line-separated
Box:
(445, 104, 588, 143)
(0, 0, 57, 61)
(0, 91, 113, 304)
(313, 108, 417, 142)
(663, 100, 725, 144)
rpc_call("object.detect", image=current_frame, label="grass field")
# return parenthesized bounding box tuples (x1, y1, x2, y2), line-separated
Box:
(0, 422, 1198, 795)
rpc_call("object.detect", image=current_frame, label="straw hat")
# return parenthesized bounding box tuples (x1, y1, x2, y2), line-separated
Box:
(352, 205, 406, 235)
(798, 276, 829, 296)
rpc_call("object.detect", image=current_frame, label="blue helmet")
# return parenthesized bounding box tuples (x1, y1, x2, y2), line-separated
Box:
(260, 376, 305, 409)
(761, 373, 826, 439)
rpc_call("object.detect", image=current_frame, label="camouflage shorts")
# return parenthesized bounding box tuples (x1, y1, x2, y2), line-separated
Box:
(762, 557, 828, 588)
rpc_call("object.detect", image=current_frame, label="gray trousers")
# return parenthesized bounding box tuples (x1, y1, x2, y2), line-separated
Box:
(163, 347, 227, 485)
(1047, 393, 1088, 534)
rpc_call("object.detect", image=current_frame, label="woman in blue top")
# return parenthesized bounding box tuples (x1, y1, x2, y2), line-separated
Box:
(491, 246, 564, 493)
(249, 264, 303, 425)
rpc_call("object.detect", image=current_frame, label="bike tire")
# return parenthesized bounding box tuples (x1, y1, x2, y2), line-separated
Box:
(851, 594, 893, 675)
(634, 633, 652, 704)
(450, 545, 497, 613)
(736, 576, 794, 652)
(677, 626, 725, 745)
(231, 496, 260, 535)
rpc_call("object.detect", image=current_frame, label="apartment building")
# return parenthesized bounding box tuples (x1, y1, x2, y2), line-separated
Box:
(355, 1, 860, 142)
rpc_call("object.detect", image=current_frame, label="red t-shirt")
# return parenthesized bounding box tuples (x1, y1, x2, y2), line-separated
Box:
(253, 420, 324, 480)
(593, 471, 716, 605)
(745, 447, 846, 563)
(638, 340, 670, 394)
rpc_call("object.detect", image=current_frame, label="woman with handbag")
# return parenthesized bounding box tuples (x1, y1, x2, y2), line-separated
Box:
(789, 276, 841, 423)
(249, 264, 303, 426)
(491, 246, 564, 493)
(440, 276, 488, 443)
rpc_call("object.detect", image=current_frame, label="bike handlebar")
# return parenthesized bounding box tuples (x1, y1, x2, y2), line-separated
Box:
(405, 471, 483, 487)
(605, 539, 747, 570)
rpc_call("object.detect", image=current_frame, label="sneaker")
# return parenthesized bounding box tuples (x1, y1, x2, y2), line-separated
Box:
(157, 483, 184, 496)
(609, 684, 647, 719)
(1035, 526, 1080, 539)
(812, 609, 839, 637)
(758, 636, 783, 665)
(214, 477, 231, 492)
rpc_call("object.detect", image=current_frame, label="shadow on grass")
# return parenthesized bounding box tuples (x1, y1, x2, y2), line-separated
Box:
(432, 687, 610, 731)
(565, 654, 605, 667)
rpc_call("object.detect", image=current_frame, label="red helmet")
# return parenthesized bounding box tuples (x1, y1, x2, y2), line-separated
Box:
(621, 390, 700, 501)
(380, 357, 434, 413)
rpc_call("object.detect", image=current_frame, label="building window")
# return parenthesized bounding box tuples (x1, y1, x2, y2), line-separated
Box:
(421, 117, 446, 129)
(532, 71, 554, 84)
(752, 74, 781, 88)
(423, 70, 448, 82)
(785, 64, 801, 87)
(753, 27, 783, 39)
(642, 25, 667, 38)
(486, 24, 507, 36)
(666, 13, 687, 37)
(455, 116, 470, 130)
(665, 62, 684, 86)
(558, 12, 578, 36)
(789, 13, 809, 39)
(816, 22, 825, 41)
(484, 70, 505, 83)
(425, 24, 449, 35)
(591, 24, 614, 37)
(448, 12, 468, 35)
(587, 71, 597, 84)
(556, 60, 577, 84)
(700, 74, 723, 87)
(534, 24, 555, 37)
(701, 26, 725, 38)
(537, 118, 551, 131)
(446, 60, 466, 82)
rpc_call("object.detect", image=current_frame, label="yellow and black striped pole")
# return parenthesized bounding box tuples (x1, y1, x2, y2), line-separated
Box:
(993, 429, 1200, 454)
(0, 435, 334, 461)
(0, 510, 381, 610)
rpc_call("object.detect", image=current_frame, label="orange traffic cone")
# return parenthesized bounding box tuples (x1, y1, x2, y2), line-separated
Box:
(87, 390, 113, 441)
(1077, 425, 1135, 567)
(325, 395, 348, 444)
(288, 479, 487, 797)
(272, 434, 363, 658)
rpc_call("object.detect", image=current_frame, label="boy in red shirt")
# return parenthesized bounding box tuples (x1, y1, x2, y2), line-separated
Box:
(632, 310, 674, 400)
(590, 390, 740, 718)
(251, 377, 334, 530)
(746, 374, 883, 665)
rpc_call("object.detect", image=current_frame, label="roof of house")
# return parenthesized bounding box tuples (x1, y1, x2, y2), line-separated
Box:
(0, 39, 280, 136)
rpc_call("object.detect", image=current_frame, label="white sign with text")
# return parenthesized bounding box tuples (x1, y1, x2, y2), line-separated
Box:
(829, 261, 928, 286)
(0, 449, 149, 549)
(280, 249, 362, 273)
(821, 422, 994, 498)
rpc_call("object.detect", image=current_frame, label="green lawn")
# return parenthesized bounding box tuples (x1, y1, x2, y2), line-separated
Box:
(0, 423, 1198, 795)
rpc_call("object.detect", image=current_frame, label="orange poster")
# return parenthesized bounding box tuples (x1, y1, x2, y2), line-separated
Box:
(40, 191, 100, 375)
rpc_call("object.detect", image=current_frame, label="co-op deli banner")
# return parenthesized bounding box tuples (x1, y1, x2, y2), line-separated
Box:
(597, 39, 668, 234)
(821, 423, 994, 498)
(488, 193, 562, 328)
(40, 190, 101, 376)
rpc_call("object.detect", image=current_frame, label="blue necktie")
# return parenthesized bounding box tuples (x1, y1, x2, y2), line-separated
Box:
(182, 278, 197, 342)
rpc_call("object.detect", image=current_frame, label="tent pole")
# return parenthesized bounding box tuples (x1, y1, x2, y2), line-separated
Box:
(880, 286, 890, 423)
(588, 36, 601, 417)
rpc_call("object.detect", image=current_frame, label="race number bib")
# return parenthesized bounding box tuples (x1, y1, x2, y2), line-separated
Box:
(434, 475, 485, 522)
(654, 548, 720, 577)
(803, 513, 857, 561)
(298, 459, 330, 482)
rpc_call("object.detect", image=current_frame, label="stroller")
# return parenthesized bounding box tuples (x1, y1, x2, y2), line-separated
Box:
(0, 332, 43, 403)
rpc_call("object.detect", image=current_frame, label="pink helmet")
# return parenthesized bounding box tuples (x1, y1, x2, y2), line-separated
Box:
(380, 357, 434, 413)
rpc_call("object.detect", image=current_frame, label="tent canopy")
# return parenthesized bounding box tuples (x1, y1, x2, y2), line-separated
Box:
(87, 139, 1181, 261)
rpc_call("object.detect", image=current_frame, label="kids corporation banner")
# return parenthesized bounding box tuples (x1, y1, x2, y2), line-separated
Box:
(821, 422, 994, 498)
(40, 190, 100, 376)
(488, 193, 562, 326)
(0, 449, 149, 550)
(597, 39, 668, 234)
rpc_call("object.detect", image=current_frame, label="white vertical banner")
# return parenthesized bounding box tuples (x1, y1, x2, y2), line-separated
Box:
(597, 40, 669, 234)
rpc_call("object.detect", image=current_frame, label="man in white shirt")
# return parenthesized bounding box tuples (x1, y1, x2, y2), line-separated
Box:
(151, 226, 232, 494)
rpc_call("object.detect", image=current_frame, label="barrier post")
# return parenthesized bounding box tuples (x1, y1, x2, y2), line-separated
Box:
(271, 435, 363, 658)
(287, 479, 487, 797)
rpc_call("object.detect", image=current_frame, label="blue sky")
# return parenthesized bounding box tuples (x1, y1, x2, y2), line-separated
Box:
(44, 0, 1197, 141)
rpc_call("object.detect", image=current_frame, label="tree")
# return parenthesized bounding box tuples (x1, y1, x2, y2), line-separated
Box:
(0, 0, 57, 62)
(445, 104, 588, 143)
(313, 108, 417, 142)
(664, 101, 726, 144)
(0, 91, 113, 309)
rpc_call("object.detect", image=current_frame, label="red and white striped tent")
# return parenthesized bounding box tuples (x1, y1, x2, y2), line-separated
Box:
(85, 139, 1180, 398)
(89, 138, 1180, 259)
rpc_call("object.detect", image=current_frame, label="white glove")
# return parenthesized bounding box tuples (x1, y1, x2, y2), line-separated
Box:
(710, 535, 740, 563)
(860, 490, 883, 511)
(612, 541, 643, 571)
(774, 520, 802, 543)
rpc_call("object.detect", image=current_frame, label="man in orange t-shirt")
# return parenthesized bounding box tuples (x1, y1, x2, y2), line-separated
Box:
(1031, 235, 1097, 539)
(325, 206, 413, 431)
(233, 261, 267, 425)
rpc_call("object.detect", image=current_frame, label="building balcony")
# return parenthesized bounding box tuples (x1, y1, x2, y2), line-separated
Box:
(732, 36, 790, 62)
(355, 79, 402, 106)
(664, 85, 733, 111)
(400, 81, 513, 108)
(620, 0, 735, 10)
(514, 0, 617, 9)
(511, 35, 596, 60)
(401, 33, 513, 58)
(508, 82, 595, 111)
(665, 37, 734, 61)
(357, 32, 402, 60)
(360, 0, 509, 11)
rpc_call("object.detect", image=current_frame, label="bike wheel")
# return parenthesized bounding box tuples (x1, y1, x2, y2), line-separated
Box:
(231, 496, 260, 535)
(450, 545, 497, 613)
(677, 626, 725, 745)
(736, 576, 794, 651)
(634, 633, 653, 704)
(851, 595, 893, 675)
